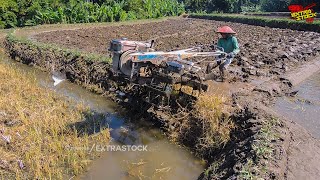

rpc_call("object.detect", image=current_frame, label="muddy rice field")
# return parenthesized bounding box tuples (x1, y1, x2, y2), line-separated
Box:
(34, 18, 320, 85)
(5, 17, 320, 179)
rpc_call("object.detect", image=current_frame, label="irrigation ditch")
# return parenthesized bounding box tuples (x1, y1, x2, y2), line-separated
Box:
(2, 17, 320, 179)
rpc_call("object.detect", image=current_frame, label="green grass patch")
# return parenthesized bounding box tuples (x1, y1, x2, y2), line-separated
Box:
(239, 117, 281, 180)
(189, 13, 320, 32)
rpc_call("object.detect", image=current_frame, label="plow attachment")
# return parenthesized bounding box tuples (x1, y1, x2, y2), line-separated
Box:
(108, 38, 225, 107)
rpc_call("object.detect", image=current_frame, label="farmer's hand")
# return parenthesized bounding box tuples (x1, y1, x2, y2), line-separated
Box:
(218, 53, 226, 58)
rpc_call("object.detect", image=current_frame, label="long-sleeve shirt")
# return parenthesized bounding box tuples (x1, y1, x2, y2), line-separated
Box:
(217, 36, 240, 54)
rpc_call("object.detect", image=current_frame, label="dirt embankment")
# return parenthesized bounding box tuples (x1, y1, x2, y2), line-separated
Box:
(5, 35, 113, 94)
(4, 18, 320, 179)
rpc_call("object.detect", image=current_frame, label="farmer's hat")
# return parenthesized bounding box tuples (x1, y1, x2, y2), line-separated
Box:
(216, 26, 236, 34)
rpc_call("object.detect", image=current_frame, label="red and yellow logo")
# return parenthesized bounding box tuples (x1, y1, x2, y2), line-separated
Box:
(288, 3, 317, 23)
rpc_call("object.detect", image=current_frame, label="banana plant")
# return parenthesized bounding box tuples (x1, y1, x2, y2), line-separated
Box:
(105, 5, 114, 22)
(1, 11, 17, 28)
(112, 3, 122, 21)
(119, 10, 127, 21)
(97, 4, 108, 22)
(0, 20, 5, 29)
(57, 7, 66, 23)
(0, 0, 186, 28)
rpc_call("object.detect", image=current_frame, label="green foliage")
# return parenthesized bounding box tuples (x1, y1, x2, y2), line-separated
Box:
(184, 0, 245, 13)
(241, 4, 261, 12)
(0, 20, 5, 29)
(1, 11, 17, 28)
(0, 0, 18, 28)
(4, 0, 316, 29)
(260, 0, 291, 12)
(184, 0, 319, 13)
(0, 0, 184, 29)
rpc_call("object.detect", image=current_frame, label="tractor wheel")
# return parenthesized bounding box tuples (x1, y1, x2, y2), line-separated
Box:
(119, 50, 137, 76)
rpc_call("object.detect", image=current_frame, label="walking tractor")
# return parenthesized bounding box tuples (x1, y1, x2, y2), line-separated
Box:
(108, 38, 226, 106)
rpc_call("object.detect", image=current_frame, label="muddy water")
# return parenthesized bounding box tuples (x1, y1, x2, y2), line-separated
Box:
(0, 53, 204, 179)
(274, 72, 320, 138)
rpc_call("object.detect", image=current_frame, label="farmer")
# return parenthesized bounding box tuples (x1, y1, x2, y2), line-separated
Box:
(206, 26, 240, 81)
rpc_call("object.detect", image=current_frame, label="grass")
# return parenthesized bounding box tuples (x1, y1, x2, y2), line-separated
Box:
(203, 160, 222, 177)
(195, 94, 234, 147)
(189, 13, 320, 32)
(239, 117, 281, 180)
(239, 159, 257, 180)
(167, 92, 234, 159)
(199, 112, 282, 180)
(241, 12, 290, 16)
(0, 62, 110, 179)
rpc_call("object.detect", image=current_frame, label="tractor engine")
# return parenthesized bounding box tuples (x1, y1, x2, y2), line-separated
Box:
(108, 38, 154, 75)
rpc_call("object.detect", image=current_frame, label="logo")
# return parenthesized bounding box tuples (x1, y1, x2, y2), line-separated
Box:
(288, 3, 317, 23)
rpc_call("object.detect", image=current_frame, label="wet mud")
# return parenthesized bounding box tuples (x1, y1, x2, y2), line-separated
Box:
(33, 18, 320, 86)
(4, 17, 320, 179)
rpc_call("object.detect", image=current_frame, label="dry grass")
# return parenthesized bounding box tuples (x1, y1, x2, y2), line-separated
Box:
(0, 63, 110, 179)
(194, 94, 235, 152)
(169, 92, 235, 157)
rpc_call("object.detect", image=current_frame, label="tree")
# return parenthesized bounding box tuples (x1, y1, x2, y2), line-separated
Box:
(0, 0, 18, 28)
(183, 0, 243, 13)
(260, 0, 291, 12)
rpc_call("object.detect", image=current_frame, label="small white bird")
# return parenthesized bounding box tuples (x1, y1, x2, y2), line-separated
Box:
(52, 75, 64, 86)
(52, 71, 66, 86)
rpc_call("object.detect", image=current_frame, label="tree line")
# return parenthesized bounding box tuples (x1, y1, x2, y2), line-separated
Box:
(0, 0, 318, 29)
(183, 0, 319, 13)
(0, 0, 184, 28)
